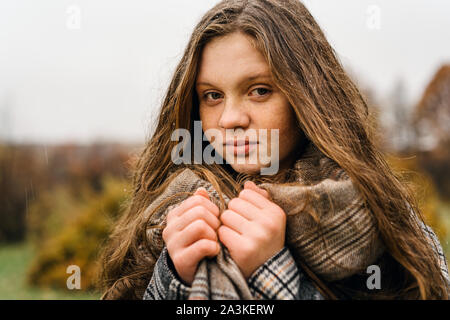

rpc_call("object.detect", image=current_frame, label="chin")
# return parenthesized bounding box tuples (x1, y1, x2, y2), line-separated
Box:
(229, 163, 262, 175)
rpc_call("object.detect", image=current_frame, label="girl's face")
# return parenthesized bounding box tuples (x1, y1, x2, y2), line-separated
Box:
(196, 32, 303, 175)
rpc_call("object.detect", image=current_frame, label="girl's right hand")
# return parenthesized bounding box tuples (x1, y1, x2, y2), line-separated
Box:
(162, 188, 221, 286)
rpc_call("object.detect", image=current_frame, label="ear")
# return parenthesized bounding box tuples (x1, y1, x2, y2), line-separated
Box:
(244, 181, 270, 199)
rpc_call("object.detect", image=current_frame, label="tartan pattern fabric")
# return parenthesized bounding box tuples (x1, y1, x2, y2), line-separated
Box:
(188, 244, 253, 299)
(258, 143, 384, 281)
(143, 221, 450, 300)
(143, 247, 191, 300)
(247, 247, 301, 299)
(141, 142, 450, 300)
(143, 246, 314, 300)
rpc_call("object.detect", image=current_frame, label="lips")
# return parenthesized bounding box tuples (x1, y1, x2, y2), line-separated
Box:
(224, 139, 258, 147)
(223, 139, 258, 156)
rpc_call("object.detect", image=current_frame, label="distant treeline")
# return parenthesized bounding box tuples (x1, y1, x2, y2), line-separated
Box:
(0, 143, 139, 243)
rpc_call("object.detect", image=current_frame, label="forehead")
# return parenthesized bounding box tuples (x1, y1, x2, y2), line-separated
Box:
(196, 32, 270, 83)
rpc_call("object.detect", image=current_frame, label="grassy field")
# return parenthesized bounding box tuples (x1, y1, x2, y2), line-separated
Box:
(437, 201, 450, 257)
(0, 242, 101, 300)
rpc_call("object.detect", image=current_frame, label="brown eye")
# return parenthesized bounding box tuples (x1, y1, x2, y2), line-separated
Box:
(250, 87, 271, 97)
(205, 92, 223, 100)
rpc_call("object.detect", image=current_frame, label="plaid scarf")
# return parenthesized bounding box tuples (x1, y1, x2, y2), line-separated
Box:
(144, 143, 384, 300)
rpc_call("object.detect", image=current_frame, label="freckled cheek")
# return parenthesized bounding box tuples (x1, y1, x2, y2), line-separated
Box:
(199, 108, 218, 131)
(265, 115, 299, 156)
(261, 115, 288, 138)
(199, 108, 225, 151)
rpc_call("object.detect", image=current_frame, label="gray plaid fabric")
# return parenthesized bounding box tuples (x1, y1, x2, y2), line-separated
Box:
(247, 246, 310, 299)
(143, 221, 449, 300)
(143, 246, 324, 300)
(143, 247, 191, 300)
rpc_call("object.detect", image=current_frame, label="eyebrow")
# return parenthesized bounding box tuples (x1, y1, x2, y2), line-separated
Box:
(196, 72, 272, 88)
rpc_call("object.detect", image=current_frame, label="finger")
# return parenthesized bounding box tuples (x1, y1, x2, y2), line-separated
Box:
(176, 219, 218, 248)
(227, 197, 260, 221)
(181, 239, 220, 267)
(239, 188, 273, 210)
(165, 205, 220, 242)
(171, 194, 220, 219)
(194, 187, 210, 200)
(218, 225, 244, 251)
(175, 205, 221, 231)
(219, 209, 250, 234)
(244, 181, 270, 199)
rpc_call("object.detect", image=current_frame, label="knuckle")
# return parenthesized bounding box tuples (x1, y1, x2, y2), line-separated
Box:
(211, 203, 220, 215)
(194, 195, 207, 205)
(209, 217, 219, 230)
(196, 205, 209, 218)
(260, 188, 269, 197)
(220, 210, 229, 221)
(264, 220, 279, 235)
(184, 206, 201, 222)
(221, 210, 233, 224)
(253, 228, 267, 243)
(187, 195, 202, 207)
(217, 227, 229, 245)
(228, 198, 238, 210)
(198, 239, 212, 253)
(207, 241, 217, 254)
(193, 219, 209, 234)
(239, 189, 251, 198)
(242, 241, 256, 255)
(188, 206, 201, 218)
(217, 226, 226, 238)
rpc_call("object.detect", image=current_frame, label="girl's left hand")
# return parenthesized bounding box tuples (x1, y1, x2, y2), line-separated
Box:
(218, 181, 286, 279)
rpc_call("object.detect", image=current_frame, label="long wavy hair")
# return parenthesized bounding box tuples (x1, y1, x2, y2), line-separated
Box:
(99, 0, 448, 299)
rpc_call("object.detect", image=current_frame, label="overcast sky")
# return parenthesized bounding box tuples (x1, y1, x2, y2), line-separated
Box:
(1, 0, 449, 144)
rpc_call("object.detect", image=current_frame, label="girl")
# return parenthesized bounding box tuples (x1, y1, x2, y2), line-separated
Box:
(99, 0, 449, 299)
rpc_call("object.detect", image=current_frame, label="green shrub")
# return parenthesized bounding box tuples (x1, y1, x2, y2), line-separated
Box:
(26, 176, 129, 291)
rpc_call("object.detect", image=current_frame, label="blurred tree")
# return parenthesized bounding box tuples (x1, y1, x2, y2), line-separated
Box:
(0, 145, 39, 242)
(0, 142, 135, 243)
(412, 65, 450, 200)
(389, 80, 415, 153)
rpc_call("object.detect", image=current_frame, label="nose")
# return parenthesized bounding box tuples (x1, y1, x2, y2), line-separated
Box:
(218, 97, 250, 129)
